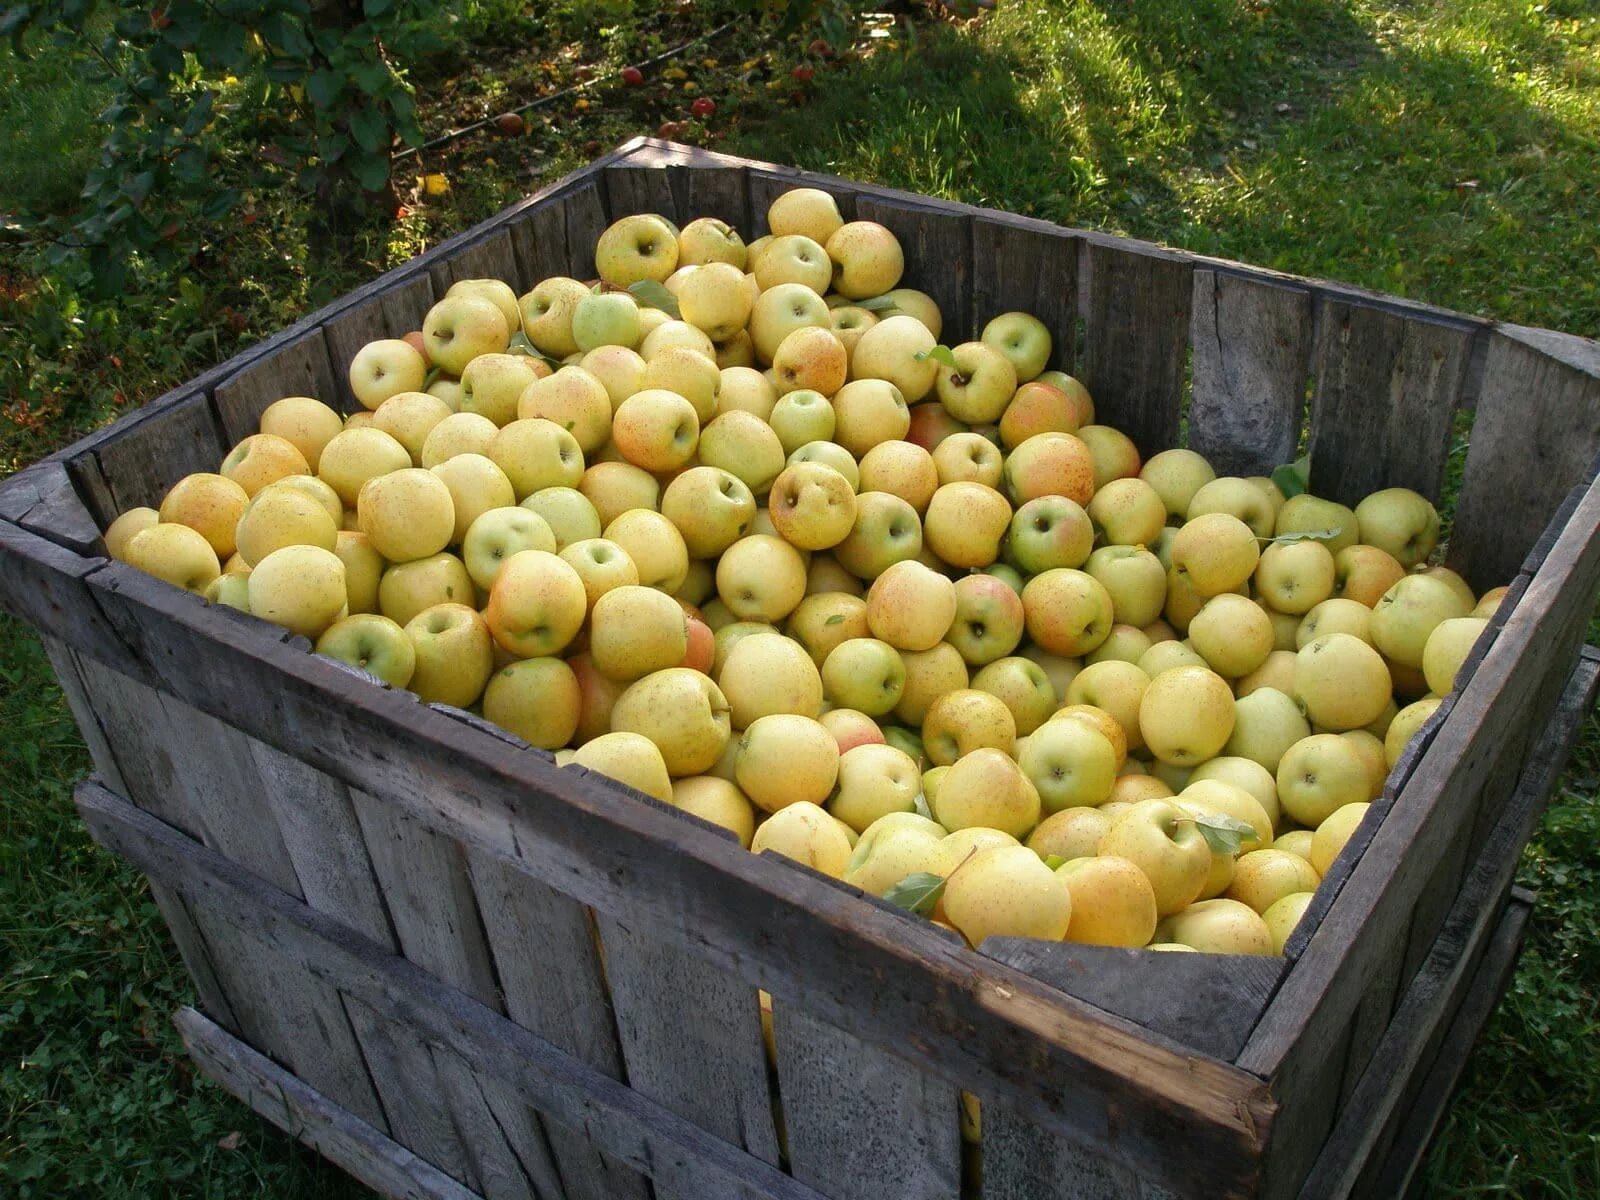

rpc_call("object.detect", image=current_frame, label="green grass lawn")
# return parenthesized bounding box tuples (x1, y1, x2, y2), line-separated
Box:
(2, 1, 1598, 1195)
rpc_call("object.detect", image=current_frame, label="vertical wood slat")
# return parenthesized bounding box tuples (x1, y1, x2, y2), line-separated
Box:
(982, 1103, 1147, 1200)
(676, 163, 751, 234)
(467, 854, 653, 1200)
(853, 195, 973, 342)
(771, 1002, 962, 1200)
(347, 788, 569, 1198)
(213, 326, 343, 445)
(969, 213, 1080, 374)
(66, 654, 390, 1132)
(427, 227, 524, 299)
(596, 915, 782, 1200)
(508, 198, 573, 289)
(91, 390, 229, 513)
(1450, 326, 1600, 592)
(1305, 301, 1473, 506)
(604, 163, 684, 225)
(1187, 269, 1313, 474)
(1080, 242, 1193, 458)
(318, 271, 438, 415)
(561, 179, 612, 281)
(745, 168, 859, 237)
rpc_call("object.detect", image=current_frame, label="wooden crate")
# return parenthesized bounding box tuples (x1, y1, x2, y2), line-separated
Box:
(3, 138, 1600, 1200)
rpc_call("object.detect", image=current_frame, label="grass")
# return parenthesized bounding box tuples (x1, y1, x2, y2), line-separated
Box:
(1, 1, 1597, 1195)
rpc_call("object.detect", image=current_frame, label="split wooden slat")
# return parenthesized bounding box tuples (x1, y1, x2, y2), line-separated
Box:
(176, 1007, 480, 1200)
(604, 163, 683, 224)
(91, 390, 228, 513)
(319, 271, 437, 414)
(1450, 325, 1600, 591)
(853, 194, 973, 341)
(1187, 270, 1312, 474)
(596, 916, 782, 1200)
(214, 326, 342, 444)
(772, 1001, 962, 1200)
(1080, 242, 1193, 457)
(1305, 301, 1472, 506)
(507, 200, 571, 290)
(969, 213, 1080, 373)
(0, 461, 104, 556)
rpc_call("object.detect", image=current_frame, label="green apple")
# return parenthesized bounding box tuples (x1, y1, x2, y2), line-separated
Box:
(768, 389, 837, 454)
(1018, 717, 1116, 813)
(1083, 545, 1167, 628)
(934, 341, 1018, 423)
(1275, 494, 1359, 556)
(821, 638, 906, 716)
(1370, 574, 1471, 668)
(595, 213, 680, 287)
(1187, 476, 1276, 538)
(1097, 799, 1212, 916)
(1354, 487, 1440, 568)
(948, 573, 1026, 665)
(980, 311, 1051, 382)
(422, 294, 510, 376)
(1140, 448, 1216, 520)
(750, 282, 831, 363)
(834, 491, 922, 580)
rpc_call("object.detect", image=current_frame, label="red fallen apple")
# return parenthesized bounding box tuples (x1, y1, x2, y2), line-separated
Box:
(792, 65, 815, 83)
(809, 39, 832, 56)
(658, 121, 684, 139)
(622, 66, 644, 86)
(691, 97, 715, 118)
(495, 112, 525, 135)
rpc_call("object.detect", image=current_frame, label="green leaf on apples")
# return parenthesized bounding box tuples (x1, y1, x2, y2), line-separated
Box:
(422, 366, 442, 389)
(1266, 527, 1343, 545)
(913, 792, 934, 820)
(627, 279, 681, 319)
(857, 295, 899, 312)
(884, 871, 947, 917)
(824, 613, 845, 626)
(507, 331, 562, 369)
(1191, 813, 1258, 857)
(1270, 454, 1311, 499)
(1043, 854, 1067, 870)
(914, 344, 960, 370)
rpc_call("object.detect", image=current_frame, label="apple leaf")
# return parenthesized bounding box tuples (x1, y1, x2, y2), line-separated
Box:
(627, 279, 681, 319)
(1191, 812, 1258, 857)
(884, 871, 947, 917)
(1270, 455, 1311, 499)
(914, 344, 960, 370)
(913, 792, 934, 820)
(1043, 854, 1067, 870)
(857, 295, 899, 312)
(506, 331, 562, 369)
(422, 366, 442, 389)
(1268, 526, 1344, 545)
(824, 613, 845, 625)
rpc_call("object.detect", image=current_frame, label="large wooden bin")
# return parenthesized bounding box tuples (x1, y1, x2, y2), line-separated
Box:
(4, 139, 1600, 1200)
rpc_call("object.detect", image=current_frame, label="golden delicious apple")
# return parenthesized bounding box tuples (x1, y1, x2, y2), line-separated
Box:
(590, 586, 690, 682)
(1311, 801, 1372, 875)
(1353, 487, 1439, 568)
(719, 632, 824, 728)
(829, 743, 923, 833)
(595, 213, 680, 287)
(1278, 733, 1370, 827)
(942, 845, 1072, 945)
(1385, 696, 1443, 768)
(698, 410, 786, 496)
(259, 396, 344, 470)
(604, 508, 689, 593)
(1293, 632, 1391, 730)
(1422, 616, 1490, 697)
(318, 426, 412, 508)
(1018, 718, 1116, 814)
(1058, 855, 1159, 947)
(922, 691, 1018, 767)
(735, 714, 840, 813)
(750, 800, 853, 878)
(357, 467, 456, 563)
(420, 411, 499, 468)
(865, 559, 957, 652)
(980, 312, 1052, 383)
(484, 549, 587, 659)
(315, 613, 416, 687)
(671, 776, 757, 848)
(768, 462, 856, 551)
(349, 338, 428, 411)
(1333, 543, 1408, 607)
(1263, 891, 1315, 954)
(924, 481, 1012, 570)
(377, 552, 473, 626)
(159, 472, 249, 560)
(933, 431, 1004, 487)
(517, 365, 613, 455)
(1155, 899, 1274, 955)
(1096, 799, 1211, 915)
(1188, 594, 1274, 679)
(423, 294, 510, 376)
(222, 433, 310, 498)
(570, 731, 673, 803)
(1003, 432, 1097, 506)
(1171, 513, 1260, 598)
(1370, 573, 1471, 668)
(1140, 448, 1216, 519)
(610, 667, 733, 777)
(1138, 665, 1235, 765)
(825, 220, 905, 299)
(482, 657, 581, 750)
(105, 507, 160, 561)
(851, 315, 939, 403)
(1254, 538, 1336, 615)
(243, 544, 345, 637)
(716, 534, 808, 623)
(125, 523, 222, 593)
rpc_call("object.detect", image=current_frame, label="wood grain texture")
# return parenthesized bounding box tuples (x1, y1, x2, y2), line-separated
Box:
(467, 852, 650, 1200)
(428, 228, 522, 297)
(80, 782, 831, 1200)
(596, 915, 781, 1200)
(604, 164, 682, 224)
(1450, 326, 1600, 591)
(91, 390, 228, 513)
(982, 1103, 1143, 1200)
(213, 325, 341, 444)
(1188, 269, 1312, 474)
(772, 1001, 960, 1200)
(981, 940, 1284, 1062)
(1242, 484, 1600, 1196)
(1080, 242, 1193, 457)
(676, 164, 749, 232)
(1300, 651, 1597, 1199)
(561, 181, 611, 280)
(1305, 301, 1472, 506)
(0, 522, 139, 673)
(853, 195, 973, 341)
(320, 271, 437, 414)
(0, 461, 104, 554)
(969, 212, 1080, 373)
(507, 200, 571, 291)
(176, 1007, 481, 1200)
(71, 557, 1273, 1199)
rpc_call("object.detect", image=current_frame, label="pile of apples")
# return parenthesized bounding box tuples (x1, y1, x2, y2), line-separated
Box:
(103, 187, 1503, 957)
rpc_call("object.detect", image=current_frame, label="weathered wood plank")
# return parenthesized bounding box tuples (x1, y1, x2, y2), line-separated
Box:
(467, 854, 651, 1200)
(92, 390, 228, 513)
(1187, 270, 1312, 475)
(320, 272, 438, 414)
(1080, 242, 1193, 458)
(73, 557, 1273, 1198)
(0, 461, 105, 555)
(981, 940, 1284, 1062)
(604, 163, 682, 224)
(1305, 302, 1472, 506)
(854, 195, 973, 342)
(1450, 326, 1600, 592)
(596, 915, 781, 1200)
(1242, 483, 1600, 1196)
(176, 1007, 481, 1200)
(79, 781, 832, 1200)
(772, 1001, 961, 1200)
(561, 180, 611, 280)
(969, 213, 1080, 373)
(0, 523, 138, 674)
(214, 326, 342, 445)
(431, 1047, 555, 1200)
(675, 163, 749, 233)
(507, 200, 571, 291)
(982, 1103, 1143, 1200)
(428, 228, 522, 298)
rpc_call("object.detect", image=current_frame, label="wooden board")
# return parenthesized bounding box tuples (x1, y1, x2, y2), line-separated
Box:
(1187, 270, 1312, 475)
(772, 1000, 961, 1200)
(676, 163, 750, 233)
(90, 390, 228, 513)
(176, 1007, 480, 1200)
(1450, 325, 1600, 591)
(560, 180, 611, 281)
(982, 1103, 1145, 1200)
(969, 212, 1080, 373)
(319, 271, 438, 414)
(0, 461, 105, 556)
(428, 228, 522, 298)
(507, 199, 573, 290)
(213, 325, 342, 444)
(596, 916, 782, 1200)
(604, 163, 683, 224)
(79, 781, 831, 1200)
(854, 195, 973, 342)
(1305, 302, 1472, 506)
(1080, 242, 1193, 458)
